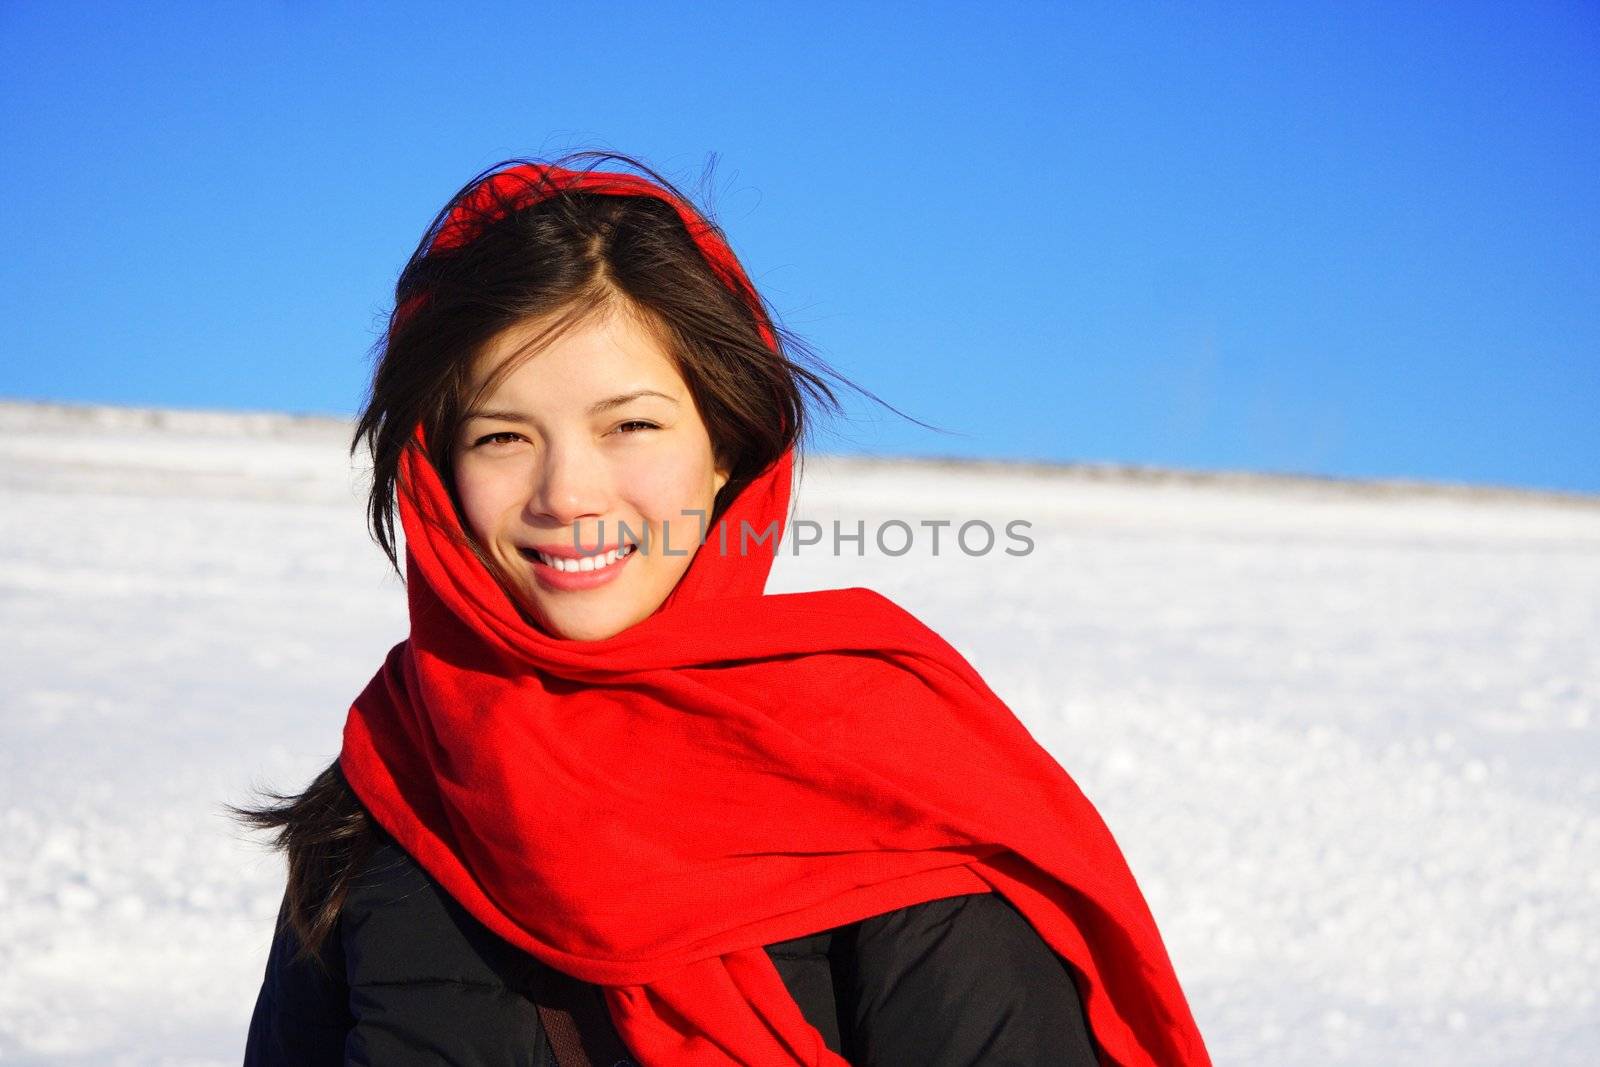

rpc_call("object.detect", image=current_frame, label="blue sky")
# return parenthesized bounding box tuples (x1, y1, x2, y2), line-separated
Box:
(2, 2, 1595, 493)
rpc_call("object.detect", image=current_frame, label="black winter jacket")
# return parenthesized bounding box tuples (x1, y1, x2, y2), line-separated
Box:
(244, 828, 1099, 1065)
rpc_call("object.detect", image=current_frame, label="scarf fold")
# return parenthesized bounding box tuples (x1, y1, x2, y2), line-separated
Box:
(339, 163, 1211, 1066)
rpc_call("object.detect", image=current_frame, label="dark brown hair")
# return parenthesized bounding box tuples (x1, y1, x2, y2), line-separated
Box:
(231, 150, 920, 963)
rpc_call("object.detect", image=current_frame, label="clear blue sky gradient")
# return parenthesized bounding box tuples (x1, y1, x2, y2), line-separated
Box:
(2, 2, 1596, 492)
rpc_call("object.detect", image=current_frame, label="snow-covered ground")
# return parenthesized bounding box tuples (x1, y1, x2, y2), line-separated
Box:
(1, 398, 1595, 1065)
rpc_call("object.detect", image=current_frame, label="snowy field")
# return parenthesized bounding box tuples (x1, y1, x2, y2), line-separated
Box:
(0, 398, 1596, 1066)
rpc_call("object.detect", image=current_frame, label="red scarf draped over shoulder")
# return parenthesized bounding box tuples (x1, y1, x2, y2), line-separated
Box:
(340, 163, 1211, 1066)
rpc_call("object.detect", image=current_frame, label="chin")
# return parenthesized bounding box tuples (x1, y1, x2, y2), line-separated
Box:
(548, 620, 622, 642)
(531, 604, 639, 643)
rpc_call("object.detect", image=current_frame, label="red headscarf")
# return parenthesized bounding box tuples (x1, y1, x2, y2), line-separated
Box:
(340, 163, 1211, 1066)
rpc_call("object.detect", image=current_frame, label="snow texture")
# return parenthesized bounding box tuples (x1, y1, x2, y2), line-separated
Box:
(1, 399, 1596, 1065)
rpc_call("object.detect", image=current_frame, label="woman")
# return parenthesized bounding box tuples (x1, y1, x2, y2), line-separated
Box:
(238, 152, 1211, 1066)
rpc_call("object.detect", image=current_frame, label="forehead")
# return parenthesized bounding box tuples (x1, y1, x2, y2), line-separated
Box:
(472, 307, 685, 401)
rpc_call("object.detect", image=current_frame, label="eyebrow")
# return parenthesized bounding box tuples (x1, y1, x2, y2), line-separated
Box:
(464, 390, 680, 423)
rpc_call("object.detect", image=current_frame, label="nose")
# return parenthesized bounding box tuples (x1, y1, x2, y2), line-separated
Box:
(526, 439, 610, 528)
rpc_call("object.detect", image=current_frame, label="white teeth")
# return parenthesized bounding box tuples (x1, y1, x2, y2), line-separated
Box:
(534, 543, 635, 573)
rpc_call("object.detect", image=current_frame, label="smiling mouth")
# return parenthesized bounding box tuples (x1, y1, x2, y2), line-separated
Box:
(520, 543, 638, 574)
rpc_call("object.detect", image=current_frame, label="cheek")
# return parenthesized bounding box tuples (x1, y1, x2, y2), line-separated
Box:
(452, 455, 521, 541)
(622, 441, 721, 520)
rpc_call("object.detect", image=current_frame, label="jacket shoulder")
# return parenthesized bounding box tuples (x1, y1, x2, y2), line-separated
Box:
(339, 829, 565, 1065)
(341, 831, 547, 992)
(243, 890, 352, 1067)
(844, 890, 1100, 1066)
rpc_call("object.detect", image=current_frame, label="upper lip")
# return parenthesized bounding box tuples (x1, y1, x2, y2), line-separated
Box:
(523, 540, 635, 560)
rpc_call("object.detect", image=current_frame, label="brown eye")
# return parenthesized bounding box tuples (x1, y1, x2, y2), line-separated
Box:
(614, 421, 659, 434)
(475, 432, 522, 447)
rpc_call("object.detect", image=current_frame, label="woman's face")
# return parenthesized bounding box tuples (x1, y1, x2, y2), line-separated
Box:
(451, 307, 729, 641)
